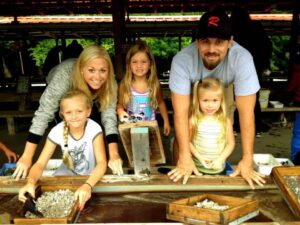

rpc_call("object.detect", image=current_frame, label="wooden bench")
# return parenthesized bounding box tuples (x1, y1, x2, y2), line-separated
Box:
(261, 107, 300, 124)
(261, 107, 300, 112)
(0, 91, 42, 135)
(0, 110, 35, 135)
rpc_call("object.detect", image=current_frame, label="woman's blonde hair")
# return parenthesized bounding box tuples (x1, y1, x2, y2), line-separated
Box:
(190, 77, 227, 140)
(72, 44, 117, 112)
(59, 89, 93, 170)
(120, 40, 160, 109)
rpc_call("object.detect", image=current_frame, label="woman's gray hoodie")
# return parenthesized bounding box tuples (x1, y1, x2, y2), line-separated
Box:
(28, 58, 118, 144)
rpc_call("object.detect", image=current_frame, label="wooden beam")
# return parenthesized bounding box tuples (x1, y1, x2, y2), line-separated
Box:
(0, 174, 276, 194)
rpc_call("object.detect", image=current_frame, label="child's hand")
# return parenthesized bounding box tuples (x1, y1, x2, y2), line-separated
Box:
(209, 158, 225, 170)
(3, 148, 18, 163)
(12, 156, 32, 181)
(75, 183, 92, 211)
(163, 122, 170, 136)
(18, 182, 36, 203)
(192, 153, 211, 168)
(118, 111, 129, 123)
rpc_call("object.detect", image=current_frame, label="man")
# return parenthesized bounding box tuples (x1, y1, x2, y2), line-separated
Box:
(168, 9, 265, 189)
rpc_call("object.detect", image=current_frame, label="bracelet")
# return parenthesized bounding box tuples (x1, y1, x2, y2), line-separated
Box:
(84, 182, 93, 190)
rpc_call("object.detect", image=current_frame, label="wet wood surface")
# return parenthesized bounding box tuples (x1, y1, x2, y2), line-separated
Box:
(0, 174, 276, 194)
(271, 166, 300, 220)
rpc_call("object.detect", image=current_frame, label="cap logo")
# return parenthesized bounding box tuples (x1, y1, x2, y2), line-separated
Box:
(208, 16, 220, 27)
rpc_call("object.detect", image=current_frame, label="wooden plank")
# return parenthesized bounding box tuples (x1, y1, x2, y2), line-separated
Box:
(271, 166, 300, 219)
(118, 120, 166, 167)
(0, 93, 21, 102)
(131, 127, 151, 175)
(0, 92, 41, 105)
(261, 107, 300, 112)
(0, 110, 35, 117)
(0, 175, 276, 194)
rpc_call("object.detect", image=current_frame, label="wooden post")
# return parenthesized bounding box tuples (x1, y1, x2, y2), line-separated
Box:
(6, 116, 15, 135)
(112, 0, 126, 80)
(130, 127, 151, 175)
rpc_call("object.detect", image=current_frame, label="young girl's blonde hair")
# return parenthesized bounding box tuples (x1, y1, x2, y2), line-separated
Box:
(59, 89, 93, 170)
(72, 44, 117, 112)
(190, 77, 227, 140)
(120, 40, 160, 109)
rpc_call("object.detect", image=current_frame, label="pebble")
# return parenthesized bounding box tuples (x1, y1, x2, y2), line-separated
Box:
(25, 189, 75, 218)
(194, 199, 230, 211)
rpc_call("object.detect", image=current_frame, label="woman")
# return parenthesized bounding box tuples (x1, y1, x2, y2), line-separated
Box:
(13, 45, 123, 180)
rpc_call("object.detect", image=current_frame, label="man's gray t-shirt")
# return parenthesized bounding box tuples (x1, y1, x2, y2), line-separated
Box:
(169, 41, 260, 96)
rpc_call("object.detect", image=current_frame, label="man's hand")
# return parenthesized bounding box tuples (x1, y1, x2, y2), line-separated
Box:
(168, 157, 201, 184)
(230, 159, 265, 189)
(12, 156, 32, 181)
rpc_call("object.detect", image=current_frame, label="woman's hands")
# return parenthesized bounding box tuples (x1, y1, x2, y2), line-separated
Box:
(108, 143, 124, 176)
(108, 158, 123, 175)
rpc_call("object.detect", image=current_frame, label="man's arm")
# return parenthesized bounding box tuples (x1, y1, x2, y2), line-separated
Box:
(168, 92, 200, 184)
(230, 94, 265, 189)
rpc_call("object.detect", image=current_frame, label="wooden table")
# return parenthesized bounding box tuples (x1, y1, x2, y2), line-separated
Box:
(0, 175, 299, 223)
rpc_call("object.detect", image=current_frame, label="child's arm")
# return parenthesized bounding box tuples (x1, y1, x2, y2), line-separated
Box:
(157, 84, 170, 135)
(18, 139, 57, 202)
(117, 82, 129, 121)
(75, 133, 107, 210)
(0, 141, 18, 163)
(210, 118, 236, 170)
(189, 142, 210, 169)
(188, 119, 209, 168)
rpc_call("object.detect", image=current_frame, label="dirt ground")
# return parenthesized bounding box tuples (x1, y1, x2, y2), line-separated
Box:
(0, 112, 296, 169)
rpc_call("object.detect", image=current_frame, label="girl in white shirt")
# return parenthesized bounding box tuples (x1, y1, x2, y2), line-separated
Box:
(18, 89, 107, 210)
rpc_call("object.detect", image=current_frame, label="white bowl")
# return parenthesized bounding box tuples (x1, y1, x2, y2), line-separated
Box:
(254, 154, 281, 175)
(42, 159, 62, 176)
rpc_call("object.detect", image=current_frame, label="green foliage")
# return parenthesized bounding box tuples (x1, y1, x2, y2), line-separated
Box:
(28, 38, 114, 69)
(270, 35, 290, 71)
(28, 40, 56, 67)
(142, 37, 191, 59)
(99, 38, 115, 55)
(3, 36, 292, 75)
(140, 37, 192, 74)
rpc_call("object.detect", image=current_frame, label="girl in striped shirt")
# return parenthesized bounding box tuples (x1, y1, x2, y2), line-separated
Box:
(189, 77, 235, 174)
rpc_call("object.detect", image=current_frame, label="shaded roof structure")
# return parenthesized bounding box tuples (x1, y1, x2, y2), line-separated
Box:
(0, 0, 296, 16)
(0, 0, 298, 40)
(0, 0, 298, 78)
(0, 14, 295, 41)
